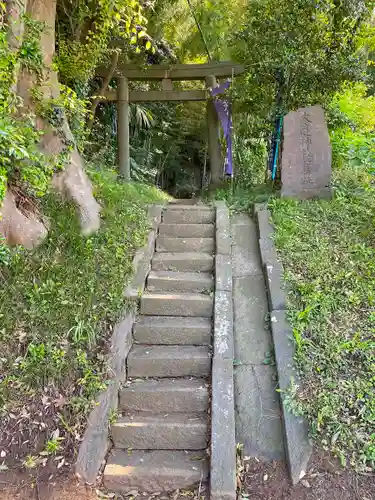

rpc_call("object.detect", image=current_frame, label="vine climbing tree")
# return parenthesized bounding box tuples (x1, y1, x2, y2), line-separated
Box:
(1, 0, 146, 248)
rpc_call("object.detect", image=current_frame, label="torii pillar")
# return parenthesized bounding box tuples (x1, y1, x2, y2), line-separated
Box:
(206, 75, 222, 187)
(117, 77, 130, 181)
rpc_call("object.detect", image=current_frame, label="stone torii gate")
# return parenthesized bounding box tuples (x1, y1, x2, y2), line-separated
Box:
(96, 62, 244, 184)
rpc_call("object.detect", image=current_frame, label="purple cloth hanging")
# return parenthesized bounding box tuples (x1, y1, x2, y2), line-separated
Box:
(210, 80, 233, 177)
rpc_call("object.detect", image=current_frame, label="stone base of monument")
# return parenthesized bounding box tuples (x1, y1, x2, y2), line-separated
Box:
(281, 105, 332, 200)
(282, 186, 332, 200)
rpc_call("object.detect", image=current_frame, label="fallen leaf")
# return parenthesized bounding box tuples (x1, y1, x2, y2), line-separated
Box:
(299, 469, 306, 480)
(51, 428, 60, 440)
(95, 490, 115, 499)
(53, 397, 67, 408)
(18, 331, 27, 342)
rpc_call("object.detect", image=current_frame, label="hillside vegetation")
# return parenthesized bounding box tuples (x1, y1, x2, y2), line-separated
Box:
(271, 84, 375, 470)
(2, 0, 375, 475)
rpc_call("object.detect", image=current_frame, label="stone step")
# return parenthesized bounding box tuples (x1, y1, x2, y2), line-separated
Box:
(104, 449, 208, 493)
(119, 379, 209, 413)
(156, 236, 215, 253)
(133, 316, 212, 345)
(151, 252, 214, 273)
(169, 199, 202, 205)
(128, 345, 211, 378)
(147, 271, 213, 293)
(166, 203, 212, 209)
(159, 223, 214, 238)
(152, 252, 214, 272)
(111, 413, 208, 450)
(140, 292, 213, 317)
(163, 208, 215, 224)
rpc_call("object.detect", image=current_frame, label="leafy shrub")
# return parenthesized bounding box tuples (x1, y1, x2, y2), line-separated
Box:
(328, 83, 375, 172)
(233, 135, 268, 189)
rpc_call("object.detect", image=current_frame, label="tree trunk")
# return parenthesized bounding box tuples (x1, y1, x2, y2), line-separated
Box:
(1, 0, 100, 248)
(0, 0, 49, 249)
(6, 0, 26, 91)
(29, 0, 100, 235)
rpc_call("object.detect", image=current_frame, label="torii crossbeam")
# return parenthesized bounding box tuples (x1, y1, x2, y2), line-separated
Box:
(96, 62, 245, 183)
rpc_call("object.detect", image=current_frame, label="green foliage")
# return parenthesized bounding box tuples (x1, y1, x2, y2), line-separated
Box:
(271, 173, 375, 469)
(331, 83, 375, 132)
(0, 0, 156, 207)
(208, 182, 273, 213)
(232, 114, 268, 189)
(22, 455, 38, 469)
(328, 83, 375, 171)
(56, 0, 147, 85)
(207, 113, 271, 201)
(0, 236, 10, 265)
(84, 102, 117, 165)
(231, 0, 374, 138)
(0, 2, 5, 23)
(0, 27, 53, 203)
(33, 83, 91, 151)
(148, 0, 375, 195)
(0, 168, 169, 457)
(18, 16, 45, 74)
(149, 0, 246, 61)
(0, 30, 15, 94)
(88, 99, 208, 194)
(1, 6, 97, 205)
(4, 0, 375, 474)
(56, 40, 96, 86)
(43, 436, 63, 455)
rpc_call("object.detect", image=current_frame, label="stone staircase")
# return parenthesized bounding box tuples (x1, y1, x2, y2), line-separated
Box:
(104, 203, 214, 494)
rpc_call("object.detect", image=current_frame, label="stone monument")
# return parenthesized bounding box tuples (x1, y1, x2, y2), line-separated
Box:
(281, 105, 332, 199)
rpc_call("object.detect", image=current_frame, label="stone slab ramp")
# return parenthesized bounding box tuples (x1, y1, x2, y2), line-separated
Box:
(231, 213, 284, 462)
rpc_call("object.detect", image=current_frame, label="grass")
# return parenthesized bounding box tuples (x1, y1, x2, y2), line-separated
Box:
(0, 168, 169, 466)
(270, 164, 375, 470)
(206, 182, 274, 212)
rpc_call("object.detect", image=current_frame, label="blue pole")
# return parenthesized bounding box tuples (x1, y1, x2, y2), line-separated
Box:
(272, 116, 283, 180)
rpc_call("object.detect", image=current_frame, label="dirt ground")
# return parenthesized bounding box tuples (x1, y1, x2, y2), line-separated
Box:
(240, 452, 375, 500)
(0, 470, 97, 500)
(1, 452, 374, 500)
(0, 469, 208, 500)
